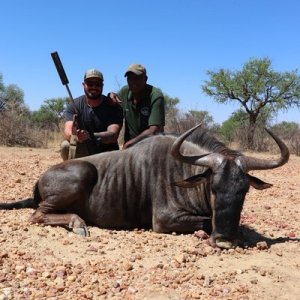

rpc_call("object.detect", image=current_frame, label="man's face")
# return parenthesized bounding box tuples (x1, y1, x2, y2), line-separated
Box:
(83, 78, 103, 99)
(126, 73, 147, 94)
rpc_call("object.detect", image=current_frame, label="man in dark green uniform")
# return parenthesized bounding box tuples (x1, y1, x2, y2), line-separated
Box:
(110, 64, 165, 149)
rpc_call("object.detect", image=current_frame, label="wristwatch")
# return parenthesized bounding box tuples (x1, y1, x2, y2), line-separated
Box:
(96, 137, 102, 147)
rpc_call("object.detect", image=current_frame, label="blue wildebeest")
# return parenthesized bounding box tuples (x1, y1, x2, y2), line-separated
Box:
(0, 124, 289, 249)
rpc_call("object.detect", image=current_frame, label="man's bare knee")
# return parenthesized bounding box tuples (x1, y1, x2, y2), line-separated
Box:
(60, 140, 70, 161)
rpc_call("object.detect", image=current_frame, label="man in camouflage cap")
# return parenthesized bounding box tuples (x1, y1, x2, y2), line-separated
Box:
(109, 63, 165, 149)
(60, 68, 123, 160)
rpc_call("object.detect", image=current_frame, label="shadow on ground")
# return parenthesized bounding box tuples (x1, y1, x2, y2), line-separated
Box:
(239, 225, 299, 247)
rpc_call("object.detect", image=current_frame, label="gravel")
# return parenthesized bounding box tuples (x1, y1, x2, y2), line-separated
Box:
(0, 146, 299, 299)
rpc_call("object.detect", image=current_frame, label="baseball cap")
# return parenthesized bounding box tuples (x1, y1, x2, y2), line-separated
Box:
(124, 64, 147, 77)
(84, 69, 104, 81)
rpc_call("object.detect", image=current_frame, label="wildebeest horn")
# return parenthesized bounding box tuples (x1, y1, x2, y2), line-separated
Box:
(237, 128, 289, 172)
(171, 124, 224, 170)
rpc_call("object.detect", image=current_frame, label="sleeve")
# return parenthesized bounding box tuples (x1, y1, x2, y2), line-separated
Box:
(117, 86, 126, 99)
(148, 94, 165, 126)
(117, 86, 129, 107)
(64, 102, 76, 122)
(112, 104, 124, 125)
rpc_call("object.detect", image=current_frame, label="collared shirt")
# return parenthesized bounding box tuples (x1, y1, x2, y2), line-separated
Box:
(118, 84, 165, 142)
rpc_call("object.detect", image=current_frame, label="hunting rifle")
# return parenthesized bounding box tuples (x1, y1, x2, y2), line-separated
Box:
(51, 51, 78, 160)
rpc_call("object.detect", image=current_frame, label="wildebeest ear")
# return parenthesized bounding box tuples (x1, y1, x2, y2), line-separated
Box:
(248, 174, 273, 190)
(173, 169, 211, 188)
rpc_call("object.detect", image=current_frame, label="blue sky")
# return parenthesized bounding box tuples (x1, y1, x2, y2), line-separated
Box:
(1, 0, 299, 125)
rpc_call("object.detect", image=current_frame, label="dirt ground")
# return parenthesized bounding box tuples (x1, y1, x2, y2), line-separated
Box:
(0, 146, 299, 300)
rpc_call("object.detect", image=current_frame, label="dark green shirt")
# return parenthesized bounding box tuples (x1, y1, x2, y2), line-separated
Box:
(118, 84, 165, 142)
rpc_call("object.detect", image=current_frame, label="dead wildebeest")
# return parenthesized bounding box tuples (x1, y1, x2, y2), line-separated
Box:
(0, 124, 289, 249)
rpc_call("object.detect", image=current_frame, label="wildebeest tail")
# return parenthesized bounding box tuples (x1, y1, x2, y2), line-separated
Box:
(0, 198, 38, 209)
(0, 181, 41, 210)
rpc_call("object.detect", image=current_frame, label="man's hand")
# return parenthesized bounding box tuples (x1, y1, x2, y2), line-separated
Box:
(122, 140, 134, 149)
(108, 92, 122, 105)
(76, 129, 90, 143)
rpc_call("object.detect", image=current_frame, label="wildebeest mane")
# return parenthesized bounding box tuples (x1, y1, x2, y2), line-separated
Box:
(187, 128, 241, 157)
(129, 129, 241, 158)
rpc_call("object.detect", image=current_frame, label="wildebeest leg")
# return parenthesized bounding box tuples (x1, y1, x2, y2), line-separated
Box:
(153, 213, 212, 234)
(30, 209, 89, 237)
(29, 160, 98, 236)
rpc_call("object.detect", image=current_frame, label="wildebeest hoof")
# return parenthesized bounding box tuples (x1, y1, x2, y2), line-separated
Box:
(214, 238, 237, 249)
(68, 215, 89, 236)
(72, 227, 90, 237)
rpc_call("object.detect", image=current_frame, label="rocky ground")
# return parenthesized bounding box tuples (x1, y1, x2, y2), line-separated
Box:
(0, 146, 299, 300)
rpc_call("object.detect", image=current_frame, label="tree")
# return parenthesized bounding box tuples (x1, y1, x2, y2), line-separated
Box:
(180, 110, 215, 132)
(202, 57, 300, 149)
(187, 110, 214, 126)
(0, 74, 5, 111)
(0, 73, 4, 92)
(0, 83, 38, 147)
(219, 108, 272, 150)
(271, 121, 299, 138)
(164, 94, 180, 115)
(219, 110, 246, 143)
(163, 94, 180, 132)
(163, 93, 218, 133)
(270, 121, 300, 156)
(3, 84, 28, 112)
(31, 97, 67, 131)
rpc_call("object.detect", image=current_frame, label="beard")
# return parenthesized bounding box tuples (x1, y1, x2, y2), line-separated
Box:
(84, 89, 102, 100)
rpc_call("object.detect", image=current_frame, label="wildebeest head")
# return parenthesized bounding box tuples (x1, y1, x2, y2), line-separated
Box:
(171, 124, 289, 249)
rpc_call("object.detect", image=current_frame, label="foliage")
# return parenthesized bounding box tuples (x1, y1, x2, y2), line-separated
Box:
(218, 110, 246, 143)
(0, 75, 7, 111)
(0, 69, 299, 153)
(219, 108, 274, 151)
(164, 93, 218, 133)
(188, 110, 214, 125)
(0, 97, 6, 112)
(270, 121, 299, 139)
(180, 110, 216, 132)
(0, 77, 61, 147)
(202, 57, 300, 149)
(164, 94, 180, 132)
(270, 121, 300, 156)
(0, 73, 4, 92)
(0, 110, 46, 147)
(1, 84, 30, 114)
(164, 94, 180, 115)
(31, 97, 66, 131)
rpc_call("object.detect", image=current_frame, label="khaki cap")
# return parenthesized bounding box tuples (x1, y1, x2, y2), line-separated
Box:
(124, 64, 147, 77)
(84, 69, 104, 81)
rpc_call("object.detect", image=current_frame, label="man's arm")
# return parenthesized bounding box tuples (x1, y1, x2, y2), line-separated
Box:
(93, 123, 123, 144)
(122, 125, 162, 149)
(63, 120, 76, 141)
(64, 120, 91, 143)
(64, 120, 122, 144)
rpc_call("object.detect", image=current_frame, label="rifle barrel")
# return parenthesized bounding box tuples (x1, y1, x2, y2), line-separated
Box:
(51, 51, 77, 113)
